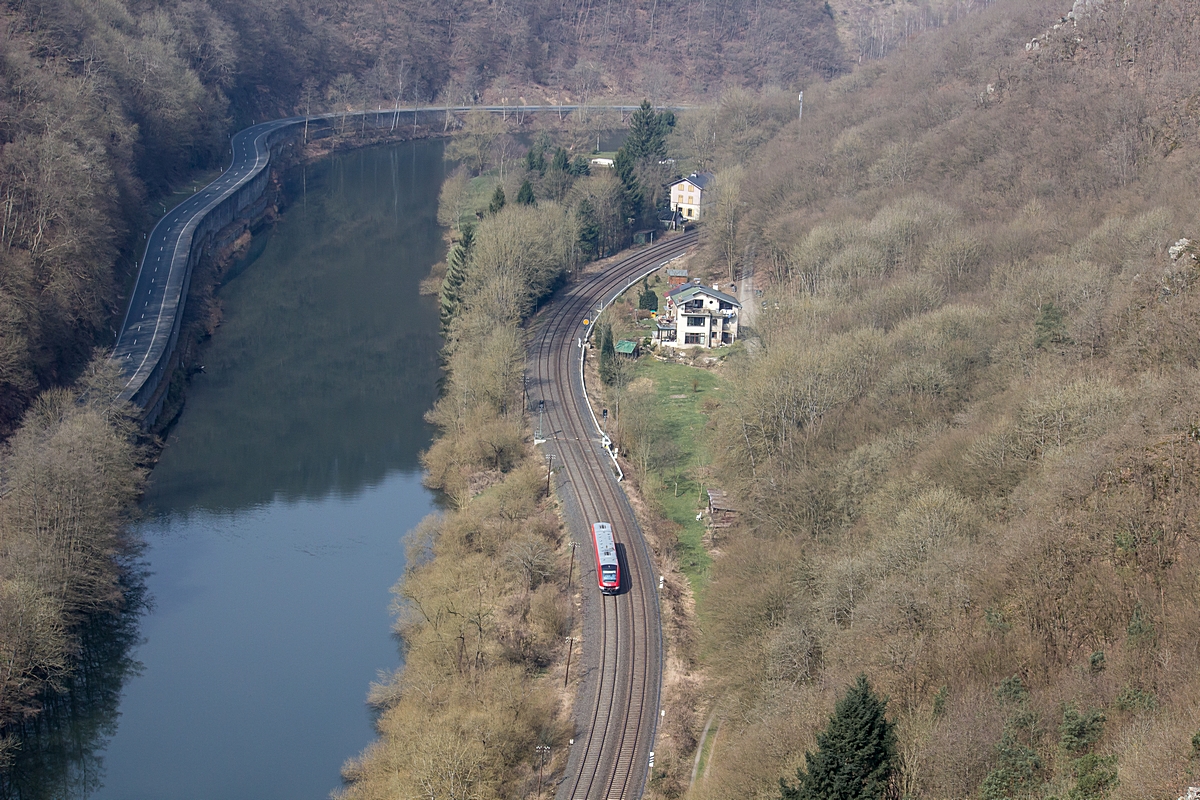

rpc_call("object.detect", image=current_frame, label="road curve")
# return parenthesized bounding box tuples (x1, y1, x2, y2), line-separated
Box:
(111, 105, 687, 410)
(112, 116, 307, 405)
(109, 109, 694, 796)
(529, 233, 698, 800)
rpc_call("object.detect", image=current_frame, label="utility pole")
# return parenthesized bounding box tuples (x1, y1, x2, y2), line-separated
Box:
(545, 453, 555, 493)
(563, 638, 577, 687)
(798, 91, 804, 126)
(566, 542, 577, 598)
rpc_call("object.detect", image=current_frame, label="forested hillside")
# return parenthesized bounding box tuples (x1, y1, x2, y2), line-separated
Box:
(665, 1, 1200, 797)
(0, 0, 846, 434)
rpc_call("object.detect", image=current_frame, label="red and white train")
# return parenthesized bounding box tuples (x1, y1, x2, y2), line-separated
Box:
(591, 522, 621, 594)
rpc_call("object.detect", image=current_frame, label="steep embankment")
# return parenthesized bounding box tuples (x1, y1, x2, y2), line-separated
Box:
(669, 1, 1200, 798)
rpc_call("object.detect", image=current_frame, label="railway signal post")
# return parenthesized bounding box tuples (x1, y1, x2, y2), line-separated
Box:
(536, 744, 551, 797)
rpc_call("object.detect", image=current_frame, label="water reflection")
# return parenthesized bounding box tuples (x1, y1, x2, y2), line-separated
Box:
(0, 575, 147, 800)
(145, 142, 444, 513)
(3, 139, 446, 800)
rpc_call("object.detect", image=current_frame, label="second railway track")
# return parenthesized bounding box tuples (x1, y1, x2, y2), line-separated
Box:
(528, 233, 698, 800)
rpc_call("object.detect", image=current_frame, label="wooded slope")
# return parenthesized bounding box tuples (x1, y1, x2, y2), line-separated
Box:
(672, 1, 1200, 797)
(0, 0, 846, 432)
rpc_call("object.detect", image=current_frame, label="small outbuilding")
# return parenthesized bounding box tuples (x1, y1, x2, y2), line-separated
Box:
(707, 488, 739, 529)
(615, 339, 639, 357)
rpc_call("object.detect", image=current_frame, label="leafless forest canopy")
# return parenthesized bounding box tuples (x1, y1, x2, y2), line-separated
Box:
(664, 1, 1200, 798)
(7, 0, 1200, 796)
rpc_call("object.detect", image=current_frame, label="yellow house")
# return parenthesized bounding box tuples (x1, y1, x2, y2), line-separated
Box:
(669, 172, 714, 221)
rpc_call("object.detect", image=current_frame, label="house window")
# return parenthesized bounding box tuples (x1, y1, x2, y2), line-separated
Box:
(719, 301, 733, 310)
(687, 316, 706, 328)
(684, 333, 704, 344)
(686, 208, 692, 217)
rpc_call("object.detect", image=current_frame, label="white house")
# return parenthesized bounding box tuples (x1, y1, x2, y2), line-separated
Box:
(669, 172, 715, 221)
(656, 281, 740, 347)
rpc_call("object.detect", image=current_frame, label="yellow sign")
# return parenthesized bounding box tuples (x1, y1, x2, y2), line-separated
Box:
(583, 319, 590, 326)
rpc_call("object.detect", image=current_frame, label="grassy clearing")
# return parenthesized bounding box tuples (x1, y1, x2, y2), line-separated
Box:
(598, 270, 731, 597)
(630, 357, 723, 595)
(463, 171, 500, 222)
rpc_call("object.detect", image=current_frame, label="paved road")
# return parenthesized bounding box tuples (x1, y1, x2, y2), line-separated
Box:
(111, 105, 688, 408)
(111, 116, 304, 405)
(528, 234, 698, 800)
(109, 108, 694, 800)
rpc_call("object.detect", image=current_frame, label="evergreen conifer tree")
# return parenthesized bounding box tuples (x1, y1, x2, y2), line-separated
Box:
(780, 675, 897, 800)
(625, 100, 674, 161)
(598, 323, 616, 384)
(525, 146, 546, 174)
(613, 147, 643, 227)
(439, 224, 474, 334)
(551, 147, 570, 172)
(488, 185, 506, 215)
(577, 198, 601, 260)
(570, 156, 591, 176)
(517, 179, 536, 205)
(638, 278, 659, 311)
(613, 100, 675, 231)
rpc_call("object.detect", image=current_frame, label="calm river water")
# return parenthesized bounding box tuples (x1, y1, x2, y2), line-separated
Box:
(43, 140, 443, 799)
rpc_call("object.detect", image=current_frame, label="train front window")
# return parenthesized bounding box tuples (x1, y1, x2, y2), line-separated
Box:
(601, 567, 618, 584)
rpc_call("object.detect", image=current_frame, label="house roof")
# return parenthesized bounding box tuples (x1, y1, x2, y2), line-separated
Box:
(707, 488, 739, 512)
(664, 281, 696, 298)
(669, 171, 715, 192)
(669, 283, 741, 308)
(615, 339, 638, 354)
(666, 268, 689, 277)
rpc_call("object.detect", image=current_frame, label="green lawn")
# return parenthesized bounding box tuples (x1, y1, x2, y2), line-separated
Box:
(461, 171, 500, 225)
(629, 356, 724, 597)
(598, 270, 731, 596)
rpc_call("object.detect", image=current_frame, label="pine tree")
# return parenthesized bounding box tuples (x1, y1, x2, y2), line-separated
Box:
(598, 323, 616, 385)
(439, 224, 474, 333)
(577, 198, 601, 260)
(570, 155, 591, 177)
(613, 147, 643, 226)
(625, 99, 673, 162)
(551, 147, 570, 172)
(525, 146, 546, 174)
(613, 100, 675, 231)
(638, 278, 658, 311)
(488, 185, 506, 216)
(780, 675, 897, 800)
(516, 179, 536, 205)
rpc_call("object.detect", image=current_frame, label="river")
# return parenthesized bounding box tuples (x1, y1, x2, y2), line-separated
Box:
(7, 139, 446, 800)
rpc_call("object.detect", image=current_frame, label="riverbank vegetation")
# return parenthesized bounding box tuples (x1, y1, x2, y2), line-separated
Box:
(666, 2, 1200, 798)
(339, 173, 581, 799)
(0, 357, 145, 765)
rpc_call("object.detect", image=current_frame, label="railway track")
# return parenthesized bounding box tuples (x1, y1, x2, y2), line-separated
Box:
(528, 233, 698, 800)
